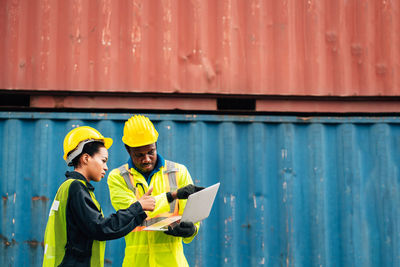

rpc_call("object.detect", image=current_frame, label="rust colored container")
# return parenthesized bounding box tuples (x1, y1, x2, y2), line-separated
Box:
(0, 0, 399, 97)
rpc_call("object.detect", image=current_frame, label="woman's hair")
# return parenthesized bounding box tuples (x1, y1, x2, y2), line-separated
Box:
(70, 141, 105, 168)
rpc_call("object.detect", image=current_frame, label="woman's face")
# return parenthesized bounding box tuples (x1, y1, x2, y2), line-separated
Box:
(86, 147, 109, 182)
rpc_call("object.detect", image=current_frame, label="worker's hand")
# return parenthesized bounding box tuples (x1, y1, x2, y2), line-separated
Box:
(138, 187, 155, 211)
(164, 222, 196, 238)
(176, 184, 205, 199)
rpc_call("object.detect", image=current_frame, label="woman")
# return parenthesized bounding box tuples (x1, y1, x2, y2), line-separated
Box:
(42, 126, 155, 267)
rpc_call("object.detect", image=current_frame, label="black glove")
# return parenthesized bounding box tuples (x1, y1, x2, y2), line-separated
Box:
(164, 222, 196, 238)
(176, 184, 205, 199)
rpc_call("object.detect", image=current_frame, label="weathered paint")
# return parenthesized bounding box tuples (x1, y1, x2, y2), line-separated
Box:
(256, 99, 400, 113)
(1, 0, 399, 97)
(29, 95, 217, 111)
(1, 112, 400, 266)
(29, 95, 400, 113)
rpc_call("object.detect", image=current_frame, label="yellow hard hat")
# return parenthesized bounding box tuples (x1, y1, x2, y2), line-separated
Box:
(63, 126, 113, 166)
(122, 115, 159, 147)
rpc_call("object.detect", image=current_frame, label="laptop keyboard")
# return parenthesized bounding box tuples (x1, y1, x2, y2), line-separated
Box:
(146, 216, 181, 229)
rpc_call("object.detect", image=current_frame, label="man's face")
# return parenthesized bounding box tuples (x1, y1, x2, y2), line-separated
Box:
(128, 143, 157, 173)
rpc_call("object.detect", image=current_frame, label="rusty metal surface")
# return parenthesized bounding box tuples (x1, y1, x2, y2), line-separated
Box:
(29, 95, 217, 110)
(1, 111, 400, 266)
(28, 95, 400, 113)
(256, 99, 400, 113)
(1, 0, 399, 97)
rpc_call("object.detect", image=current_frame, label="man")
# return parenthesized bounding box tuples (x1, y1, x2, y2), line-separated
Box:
(107, 115, 203, 267)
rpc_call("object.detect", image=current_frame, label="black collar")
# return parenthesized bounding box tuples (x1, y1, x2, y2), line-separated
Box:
(65, 171, 95, 191)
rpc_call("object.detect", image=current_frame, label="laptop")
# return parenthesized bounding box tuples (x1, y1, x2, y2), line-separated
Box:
(143, 182, 220, 231)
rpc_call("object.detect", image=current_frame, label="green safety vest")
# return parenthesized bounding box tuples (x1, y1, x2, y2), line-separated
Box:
(42, 179, 105, 267)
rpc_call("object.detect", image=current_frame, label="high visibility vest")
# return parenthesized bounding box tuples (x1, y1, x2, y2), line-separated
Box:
(108, 160, 199, 267)
(118, 160, 180, 231)
(42, 179, 105, 267)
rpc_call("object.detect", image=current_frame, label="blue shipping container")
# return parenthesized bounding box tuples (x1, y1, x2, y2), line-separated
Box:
(0, 112, 400, 266)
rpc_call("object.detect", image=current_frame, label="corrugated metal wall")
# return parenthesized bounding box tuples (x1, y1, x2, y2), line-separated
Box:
(1, 0, 399, 96)
(1, 112, 400, 266)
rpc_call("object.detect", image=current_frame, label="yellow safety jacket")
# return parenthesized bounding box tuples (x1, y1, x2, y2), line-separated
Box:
(42, 179, 105, 267)
(107, 160, 199, 267)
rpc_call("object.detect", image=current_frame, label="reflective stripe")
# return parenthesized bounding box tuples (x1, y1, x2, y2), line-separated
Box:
(165, 160, 178, 190)
(118, 164, 136, 194)
(164, 160, 178, 213)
